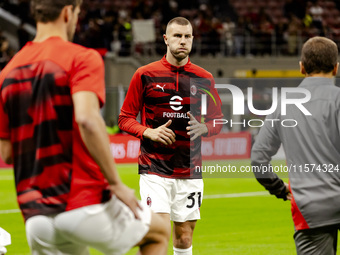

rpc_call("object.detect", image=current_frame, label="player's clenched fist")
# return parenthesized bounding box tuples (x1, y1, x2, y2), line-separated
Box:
(143, 120, 176, 145)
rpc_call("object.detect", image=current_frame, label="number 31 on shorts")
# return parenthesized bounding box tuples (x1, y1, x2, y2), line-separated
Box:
(186, 192, 202, 208)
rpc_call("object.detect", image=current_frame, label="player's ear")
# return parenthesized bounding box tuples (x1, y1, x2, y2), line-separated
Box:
(333, 62, 339, 76)
(62, 5, 73, 23)
(163, 34, 168, 46)
(299, 61, 306, 75)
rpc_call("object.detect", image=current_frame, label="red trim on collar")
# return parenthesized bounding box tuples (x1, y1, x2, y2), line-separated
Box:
(160, 55, 192, 71)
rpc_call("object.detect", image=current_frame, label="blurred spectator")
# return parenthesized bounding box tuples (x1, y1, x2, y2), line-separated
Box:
(83, 19, 106, 49)
(2, 0, 340, 58)
(234, 17, 246, 56)
(302, 7, 313, 28)
(287, 16, 302, 55)
(244, 16, 256, 56)
(309, 1, 324, 35)
(257, 13, 274, 56)
(209, 17, 223, 56)
(221, 17, 235, 56)
(195, 10, 212, 55)
(244, 6, 259, 25)
(275, 19, 288, 55)
(101, 15, 115, 51)
(117, 17, 132, 56)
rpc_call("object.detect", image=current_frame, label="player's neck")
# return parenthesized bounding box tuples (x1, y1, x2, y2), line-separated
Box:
(33, 22, 68, 43)
(166, 53, 188, 67)
(305, 73, 334, 78)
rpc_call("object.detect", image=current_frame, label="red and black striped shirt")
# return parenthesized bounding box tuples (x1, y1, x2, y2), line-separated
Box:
(119, 56, 223, 179)
(0, 37, 109, 221)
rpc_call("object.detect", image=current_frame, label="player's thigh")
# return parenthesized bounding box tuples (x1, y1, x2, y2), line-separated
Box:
(55, 196, 151, 255)
(139, 174, 172, 214)
(26, 215, 88, 255)
(171, 179, 203, 222)
(294, 225, 338, 255)
(137, 212, 171, 246)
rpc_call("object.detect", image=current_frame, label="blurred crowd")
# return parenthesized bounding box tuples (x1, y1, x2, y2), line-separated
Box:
(0, 0, 340, 59)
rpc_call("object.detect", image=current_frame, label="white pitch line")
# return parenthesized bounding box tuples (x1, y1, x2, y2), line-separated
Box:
(0, 209, 20, 214)
(204, 191, 269, 199)
(0, 176, 13, 181)
(0, 191, 270, 215)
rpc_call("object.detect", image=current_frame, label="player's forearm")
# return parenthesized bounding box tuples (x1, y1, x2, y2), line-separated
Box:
(0, 139, 12, 164)
(204, 106, 223, 137)
(204, 121, 222, 136)
(141, 127, 162, 140)
(251, 157, 286, 198)
(252, 162, 284, 192)
(142, 128, 151, 139)
(118, 114, 147, 139)
(77, 112, 121, 185)
(255, 174, 287, 199)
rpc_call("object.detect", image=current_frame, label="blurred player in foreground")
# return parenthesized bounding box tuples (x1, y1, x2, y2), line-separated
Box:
(252, 36, 340, 255)
(118, 17, 223, 255)
(0, 0, 168, 254)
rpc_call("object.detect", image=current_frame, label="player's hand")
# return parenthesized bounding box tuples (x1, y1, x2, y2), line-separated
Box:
(284, 182, 292, 201)
(143, 120, 176, 145)
(275, 182, 292, 201)
(186, 112, 208, 141)
(109, 182, 142, 219)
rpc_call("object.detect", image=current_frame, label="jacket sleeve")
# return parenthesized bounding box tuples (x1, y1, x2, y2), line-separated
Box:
(0, 95, 9, 139)
(118, 69, 147, 139)
(251, 113, 287, 199)
(204, 76, 223, 137)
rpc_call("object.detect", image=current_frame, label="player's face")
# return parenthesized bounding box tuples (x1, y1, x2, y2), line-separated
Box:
(165, 23, 193, 61)
(67, 5, 80, 42)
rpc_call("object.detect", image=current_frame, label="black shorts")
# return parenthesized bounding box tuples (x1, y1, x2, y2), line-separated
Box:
(294, 224, 340, 255)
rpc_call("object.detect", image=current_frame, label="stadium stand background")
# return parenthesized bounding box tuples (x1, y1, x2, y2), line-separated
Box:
(2, 0, 340, 56)
(1, 0, 340, 126)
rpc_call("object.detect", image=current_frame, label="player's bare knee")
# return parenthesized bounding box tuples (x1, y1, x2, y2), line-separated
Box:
(173, 234, 192, 249)
(173, 221, 195, 248)
(173, 225, 193, 248)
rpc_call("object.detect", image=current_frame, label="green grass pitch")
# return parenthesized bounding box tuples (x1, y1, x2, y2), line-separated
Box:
(0, 160, 337, 255)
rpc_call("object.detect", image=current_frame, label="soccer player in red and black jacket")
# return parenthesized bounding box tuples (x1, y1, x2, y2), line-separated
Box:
(0, 0, 168, 254)
(119, 17, 223, 255)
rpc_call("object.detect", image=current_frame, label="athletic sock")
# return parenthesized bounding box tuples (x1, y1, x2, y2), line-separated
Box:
(173, 246, 192, 255)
